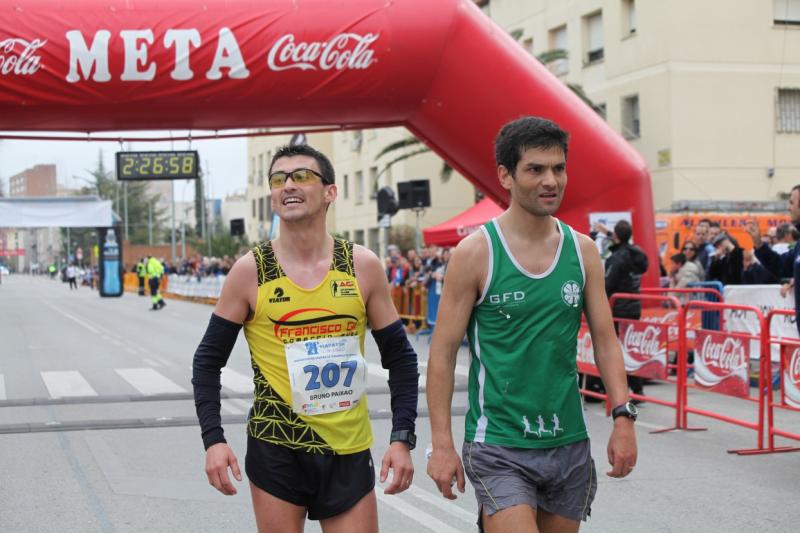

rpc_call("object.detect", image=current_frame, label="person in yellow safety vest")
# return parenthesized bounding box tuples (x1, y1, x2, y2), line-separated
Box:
(146, 255, 166, 310)
(49, 264, 57, 279)
(136, 257, 147, 296)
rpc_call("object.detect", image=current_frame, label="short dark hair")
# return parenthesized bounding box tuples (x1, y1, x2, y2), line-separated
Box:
(698, 218, 712, 226)
(671, 252, 686, 265)
(614, 220, 632, 243)
(269, 144, 335, 184)
(709, 221, 721, 229)
(494, 116, 569, 175)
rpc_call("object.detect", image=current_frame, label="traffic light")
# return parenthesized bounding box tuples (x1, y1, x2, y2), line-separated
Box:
(376, 186, 399, 222)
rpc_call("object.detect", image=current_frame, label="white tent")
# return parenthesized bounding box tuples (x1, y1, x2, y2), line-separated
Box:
(0, 196, 115, 228)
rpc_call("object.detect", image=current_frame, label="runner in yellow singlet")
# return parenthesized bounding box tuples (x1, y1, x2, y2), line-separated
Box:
(191, 144, 419, 533)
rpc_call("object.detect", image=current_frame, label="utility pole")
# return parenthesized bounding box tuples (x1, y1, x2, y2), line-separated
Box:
(170, 180, 176, 264)
(204, 160, 211, 256)
(123, 181, 129, 242)
(147, 200, 153, 245)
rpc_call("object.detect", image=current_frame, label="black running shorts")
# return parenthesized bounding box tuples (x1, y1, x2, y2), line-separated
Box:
(245, 436, 375, 520)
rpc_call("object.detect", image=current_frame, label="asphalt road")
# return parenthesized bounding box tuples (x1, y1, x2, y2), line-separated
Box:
(0, 275, 798, 532)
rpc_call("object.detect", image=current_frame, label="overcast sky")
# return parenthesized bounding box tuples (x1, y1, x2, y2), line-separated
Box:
(0, 131, 247, 202)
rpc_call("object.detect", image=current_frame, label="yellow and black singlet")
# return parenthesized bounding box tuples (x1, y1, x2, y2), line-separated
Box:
(243, 239, 372, 455)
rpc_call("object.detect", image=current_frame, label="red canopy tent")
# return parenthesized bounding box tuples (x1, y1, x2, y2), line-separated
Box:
(423, 198, 504, 248)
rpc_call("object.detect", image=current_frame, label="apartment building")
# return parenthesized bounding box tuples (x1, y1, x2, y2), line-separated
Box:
(246, 128, 475, 256)
(6, 164, 59, 271)
(479, 0, 800, 208)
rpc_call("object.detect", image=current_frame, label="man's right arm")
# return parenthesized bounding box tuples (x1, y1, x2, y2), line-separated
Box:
(191, 252, 255, 495)
(747, 220, 789, 278)
(426, 233, 484, 499)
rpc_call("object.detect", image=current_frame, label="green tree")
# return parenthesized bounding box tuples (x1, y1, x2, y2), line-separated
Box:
(64, 150, 167, 260)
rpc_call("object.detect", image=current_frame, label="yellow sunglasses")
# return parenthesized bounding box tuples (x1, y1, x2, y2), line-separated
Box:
(268, 168, 327, 189)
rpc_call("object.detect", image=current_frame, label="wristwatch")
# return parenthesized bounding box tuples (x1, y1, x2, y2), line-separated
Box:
(390, 430, 417, 450)
(611, 401, 638, 421)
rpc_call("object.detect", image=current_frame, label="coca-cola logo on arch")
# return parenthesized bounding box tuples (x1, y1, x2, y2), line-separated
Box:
(0, 38, 46, 76)
(268, 33, 379, 72)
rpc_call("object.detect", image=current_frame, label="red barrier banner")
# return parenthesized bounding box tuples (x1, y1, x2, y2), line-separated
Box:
(618, 319, 668, 380)
(640, 308, 701, 342)
(0, 248, 24, 256)
(576, 324, 598, 375)
(781, 344, 800, 408)
(693, 329, 750, 398)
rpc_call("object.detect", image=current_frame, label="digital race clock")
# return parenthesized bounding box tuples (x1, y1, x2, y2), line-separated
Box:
(116, 151, 200, 180)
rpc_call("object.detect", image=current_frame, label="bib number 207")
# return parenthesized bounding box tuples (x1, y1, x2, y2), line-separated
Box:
(303, 361, 358, 391)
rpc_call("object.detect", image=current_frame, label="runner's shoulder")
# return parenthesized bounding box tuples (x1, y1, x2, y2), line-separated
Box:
(352, 243, 382, 275)
(224, 250, 257, 288)
(450, 229, 489, 269)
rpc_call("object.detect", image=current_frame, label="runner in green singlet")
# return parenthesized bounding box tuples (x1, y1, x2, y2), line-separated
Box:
(426, 116, 638, 533)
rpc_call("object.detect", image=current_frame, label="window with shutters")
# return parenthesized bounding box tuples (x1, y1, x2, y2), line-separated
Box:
(547, 25, 569, 76)
(622, 95, 640, 139)
(584, 11, 604, 64)
(622, 0, 637, 36)
(777, 89, 800, 133)
(774, 0, 800, 25)
(355, 170, 364, 205)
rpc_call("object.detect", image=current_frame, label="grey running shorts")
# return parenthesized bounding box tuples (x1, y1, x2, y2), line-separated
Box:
(462, 439, 597, 524)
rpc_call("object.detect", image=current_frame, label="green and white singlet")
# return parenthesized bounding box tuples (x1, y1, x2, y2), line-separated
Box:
(465, 218, 588, 449)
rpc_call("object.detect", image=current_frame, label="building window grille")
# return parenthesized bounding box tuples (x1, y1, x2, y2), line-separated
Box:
(777, 88, 800, 133)
(622, 95, 640, 139)
(774, 0, 800, 25)
(585, 12, 604, 64)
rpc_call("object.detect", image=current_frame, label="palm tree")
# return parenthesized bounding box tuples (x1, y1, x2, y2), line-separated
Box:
(375, 46, 602, 178)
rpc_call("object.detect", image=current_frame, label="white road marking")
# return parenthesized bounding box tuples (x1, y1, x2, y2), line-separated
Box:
(374, 485, 464, 533)
(42, 301, 100, 334)
(591, 409, 661, 430)
(0, 374, 6, 400)
(369, 366, 389, 380)
(142, 357, 160, 367)
(406, 485, 476, 524)
(115, 368, 186, 395)
(230, 398, 251, 411)
(221, 399, 246, 414)
(418, 360, 470, 378)
(221, 367, 254, 393)
(150, 355, 172, 367)
(41, 370, 98, 398)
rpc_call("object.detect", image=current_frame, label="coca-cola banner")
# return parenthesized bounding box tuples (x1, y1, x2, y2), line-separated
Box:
(576, 324, 598, 376)
(618, 319, 668, 380)
(0, 0, 658, 285)
(780, 344, 800, 408)
(723, 284, 796, 362)
(693, 330, 751, 399)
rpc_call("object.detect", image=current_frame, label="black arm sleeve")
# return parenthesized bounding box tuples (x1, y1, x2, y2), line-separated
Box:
(191, 313, 242, 450)
(371, 319, 419, 433)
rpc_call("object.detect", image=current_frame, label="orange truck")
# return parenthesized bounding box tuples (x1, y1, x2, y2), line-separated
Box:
(655, 212, 791, 266)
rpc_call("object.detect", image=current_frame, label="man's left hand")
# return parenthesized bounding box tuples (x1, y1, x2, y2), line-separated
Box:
(606, 419, 637, 478)
(380, 441, 414, 494)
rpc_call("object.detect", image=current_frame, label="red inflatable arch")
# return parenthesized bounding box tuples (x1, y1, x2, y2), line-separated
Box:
(0, 0, 657, 285)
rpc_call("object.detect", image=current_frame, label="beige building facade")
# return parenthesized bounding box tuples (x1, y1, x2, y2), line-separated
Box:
(246, 128, 475, 256)
(481, 0, 800, 209)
